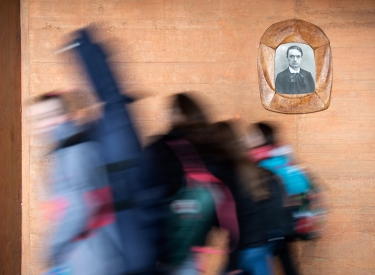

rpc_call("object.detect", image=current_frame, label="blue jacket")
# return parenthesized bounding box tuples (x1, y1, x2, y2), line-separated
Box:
(48, 122, 126, 275)
(71, 29, 163, 274)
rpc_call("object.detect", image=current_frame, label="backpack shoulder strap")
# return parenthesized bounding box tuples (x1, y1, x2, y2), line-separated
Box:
(166, 139, 209, 174)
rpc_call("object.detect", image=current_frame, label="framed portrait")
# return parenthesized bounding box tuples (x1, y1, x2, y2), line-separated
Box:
(257, 19, 332, 114)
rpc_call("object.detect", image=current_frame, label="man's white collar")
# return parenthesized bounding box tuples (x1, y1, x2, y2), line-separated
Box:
(289, 67, 300, 73)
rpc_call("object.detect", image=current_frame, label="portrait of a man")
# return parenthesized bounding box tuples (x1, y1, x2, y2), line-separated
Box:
(275, 44, 315, 94)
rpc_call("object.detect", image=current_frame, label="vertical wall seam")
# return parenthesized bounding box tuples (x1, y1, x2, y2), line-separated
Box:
(21, 0, 30, 274)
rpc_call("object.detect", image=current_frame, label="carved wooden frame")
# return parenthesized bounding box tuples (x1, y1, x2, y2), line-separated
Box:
(258, 19, 332, 114)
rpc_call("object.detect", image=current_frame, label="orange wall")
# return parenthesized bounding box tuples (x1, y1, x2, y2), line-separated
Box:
(24, 0, 375, 274)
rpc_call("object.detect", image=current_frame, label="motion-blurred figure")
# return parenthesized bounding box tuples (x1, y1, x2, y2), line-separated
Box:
(246, 122, 326, 275)
(210, 121, 283, 275)
(145, 94, 238, 275)
(69, 28, 163, 274)
(245, 122, 306, 275)
(30, 92, 126, 275)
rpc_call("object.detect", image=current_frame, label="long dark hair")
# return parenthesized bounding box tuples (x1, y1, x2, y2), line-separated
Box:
(212, 121, 270, 201)
(171, 93, 212, 146)
(172, 93, 208, 126)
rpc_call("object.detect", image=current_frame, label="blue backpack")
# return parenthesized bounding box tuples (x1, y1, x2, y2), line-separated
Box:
(259, 155, 310, 195)
(259, 155, 328, 240)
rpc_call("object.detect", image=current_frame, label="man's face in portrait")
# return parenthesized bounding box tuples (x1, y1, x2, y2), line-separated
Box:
(287, 49, 302, 70)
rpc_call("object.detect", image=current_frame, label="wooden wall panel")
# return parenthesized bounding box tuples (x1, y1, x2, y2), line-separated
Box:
(23, 0, 375, 274)
(0, 0, 22, 274)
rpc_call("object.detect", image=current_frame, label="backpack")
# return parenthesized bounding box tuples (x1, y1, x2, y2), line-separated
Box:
(257, 154, 325, 240)
(161, 140, 239, 265)
(259, 156, 310, 196)
(288, 185, 326, 240)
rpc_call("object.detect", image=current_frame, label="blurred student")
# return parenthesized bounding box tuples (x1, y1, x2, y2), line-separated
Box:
(245, 122, 301, 275)
(145, 93, 213, 203)
(70, 28, 162, 274)
(210, 121, 283, 275)
(145, 94, 238, 275)
(30, 92, 126, 275)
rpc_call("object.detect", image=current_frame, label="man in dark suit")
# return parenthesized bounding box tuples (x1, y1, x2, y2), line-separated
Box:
(275, 45, 315, 94)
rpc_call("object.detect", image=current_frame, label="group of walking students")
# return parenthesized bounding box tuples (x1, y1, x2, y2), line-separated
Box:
(31, 29, 325, 275)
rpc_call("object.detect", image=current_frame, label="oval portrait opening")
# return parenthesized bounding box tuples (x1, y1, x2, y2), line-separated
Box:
(274, 43, 316, 95)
